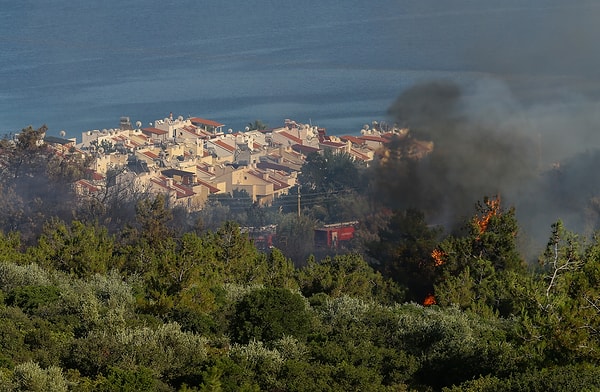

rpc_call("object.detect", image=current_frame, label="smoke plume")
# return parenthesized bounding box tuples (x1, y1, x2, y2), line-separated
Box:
(377, 78, 600, 256)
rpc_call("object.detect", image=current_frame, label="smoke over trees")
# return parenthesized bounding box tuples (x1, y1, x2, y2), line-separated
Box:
(373, 78, 600, 254)
(375, 80, 537, 229)
(0, 126, 85, 240)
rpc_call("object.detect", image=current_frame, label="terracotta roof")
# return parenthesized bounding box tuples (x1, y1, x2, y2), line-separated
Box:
(177, 127, 199, 137)
(267, 175, 291, 191)
(247, 170, 269, 183)
(126, 139, 144, 147)
(75, 179, 100, 193)
(350, 148, 371, 161)
(279, 131, 303, 145)
(248, 170, 291, 192)
(197, 178, 221, 193)
(359, 135, 387, 143)
(142, 127, 168, 136)
(171, 183, 195, 198)
(340, 135, 365, 145)
(151, 176, 195, 198)
(142, 150, 159, 159)
(130, 134, 150, 144)
(196, 164, 214, 176)
(91, 171, 105, 181)
(190, 117, 224, 127)
(213, 139, 236, 153)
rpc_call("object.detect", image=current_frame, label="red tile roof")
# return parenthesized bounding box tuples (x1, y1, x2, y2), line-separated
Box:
(350, 148, 371, 161)
(197, 178, 221, 193)
(178, 127, 199, 137)
(279, 131, 303, 145)
(359, 135, 387, 143)
(172, 183, 195, 198)
(340, 135, 365, 145)
(142, 127, 168, 136)
(75, 179, 100, 193)
(91, 171, 105, 181)
(190, 117, 224, 127)
(248, 170, 291, 192)
(196, 164, 213, 175)
(142, 150, 159, 159)
(213, 139, 236, 153)
(126, 139, 144, 147)
(151, 176, 195, 198)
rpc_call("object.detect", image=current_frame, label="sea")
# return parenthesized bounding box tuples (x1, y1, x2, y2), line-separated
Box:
(2, 0, 600, 140)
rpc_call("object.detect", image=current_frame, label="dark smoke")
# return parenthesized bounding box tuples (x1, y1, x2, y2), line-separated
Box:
(377, 78, 600, 257)
(380, 80, 537, 225)
(372, 3, 600, 257)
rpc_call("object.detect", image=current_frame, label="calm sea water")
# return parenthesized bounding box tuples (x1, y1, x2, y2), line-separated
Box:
(2, 0, 599, 139)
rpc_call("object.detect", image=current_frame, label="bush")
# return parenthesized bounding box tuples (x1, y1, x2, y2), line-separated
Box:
(5, 285, 60, 314)
(229, 288, 312, 344)
(96, 366, 157, 392)
(445, 363, 600, 392)
(11, 361, 67, 392)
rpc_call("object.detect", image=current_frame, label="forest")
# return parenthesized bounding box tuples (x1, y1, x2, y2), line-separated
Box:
(0, 125, 599, 391)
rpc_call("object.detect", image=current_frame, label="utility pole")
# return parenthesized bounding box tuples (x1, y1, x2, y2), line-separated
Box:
(297, 186, 301, 218)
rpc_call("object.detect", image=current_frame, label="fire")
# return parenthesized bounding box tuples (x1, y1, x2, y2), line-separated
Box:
(475, 196, 501, 237)
(423, 293, 437, 306)
(431, 248, 445, 267)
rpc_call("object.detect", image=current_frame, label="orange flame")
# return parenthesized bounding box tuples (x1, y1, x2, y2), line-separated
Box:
(475, 196, 501, 237)
(431, 248, 445, 267)
(423, 293, 437, 306)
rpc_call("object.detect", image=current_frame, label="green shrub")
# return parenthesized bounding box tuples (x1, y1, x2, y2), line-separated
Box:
(229, 288, 312, 344)
(5, 285, 60, 314)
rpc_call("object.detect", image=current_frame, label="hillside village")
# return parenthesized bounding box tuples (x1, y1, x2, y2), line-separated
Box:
(41, 114, 431, 213)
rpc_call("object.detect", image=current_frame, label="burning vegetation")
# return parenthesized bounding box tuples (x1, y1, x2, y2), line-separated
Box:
(423, 293, 437, 306)
(431, 248, 446, 267)
(475, 196, 501, 239)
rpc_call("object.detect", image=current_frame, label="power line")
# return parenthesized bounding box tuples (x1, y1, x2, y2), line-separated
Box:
(206, 189, 365, 212)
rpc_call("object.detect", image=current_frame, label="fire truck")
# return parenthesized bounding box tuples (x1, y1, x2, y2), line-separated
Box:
(314, 221, 358, 249)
